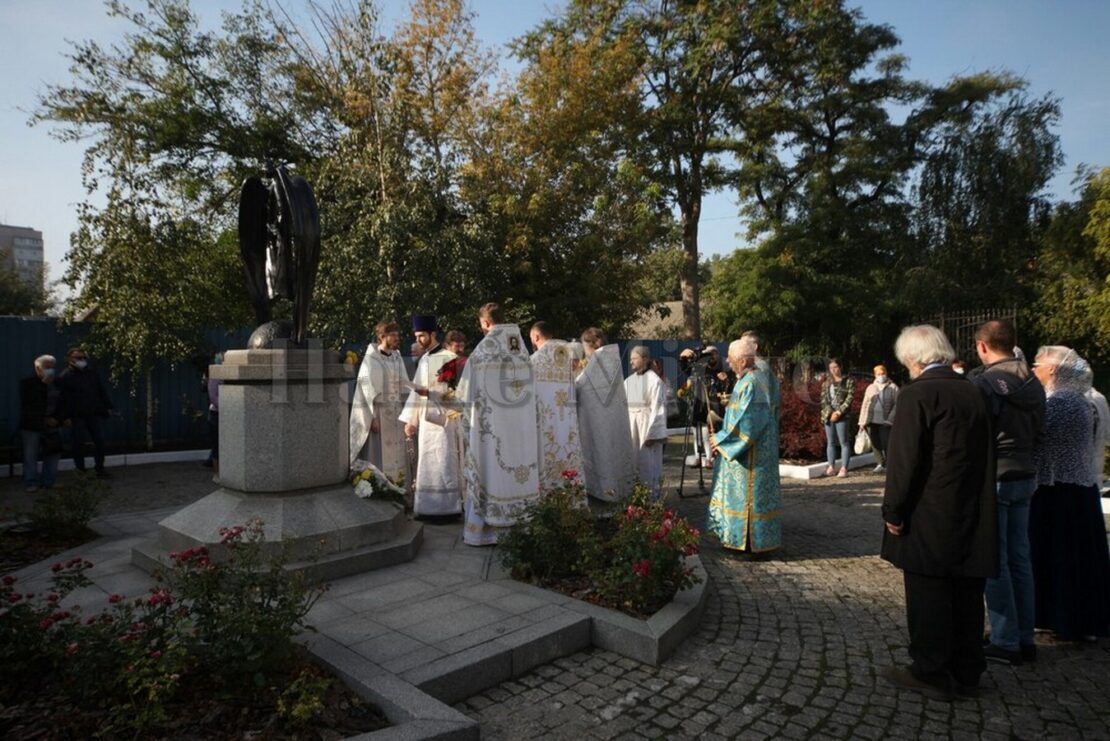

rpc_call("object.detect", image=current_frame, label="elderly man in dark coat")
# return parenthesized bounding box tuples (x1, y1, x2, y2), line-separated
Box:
(880, 324, 997, 701)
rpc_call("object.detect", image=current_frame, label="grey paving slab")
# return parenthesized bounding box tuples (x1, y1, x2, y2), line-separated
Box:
(318, 613, 393, 646)
(375, 593, 478, 631)
(435, 614, 537, 654)
(490, 591, 549, 615)
(335, 576, 442, 612)
(452, 581, 516, 603)
(402, 604, 513, 645)
(351, 631, 430, 664)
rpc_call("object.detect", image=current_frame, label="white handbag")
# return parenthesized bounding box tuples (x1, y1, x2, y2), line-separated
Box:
(854, 428, 873, 456)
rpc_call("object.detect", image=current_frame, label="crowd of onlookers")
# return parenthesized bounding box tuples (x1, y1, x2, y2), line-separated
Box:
(875, 320, 1110, 702)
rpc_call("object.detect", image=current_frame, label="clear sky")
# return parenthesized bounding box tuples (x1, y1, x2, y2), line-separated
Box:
(2, 0, 1108, 285)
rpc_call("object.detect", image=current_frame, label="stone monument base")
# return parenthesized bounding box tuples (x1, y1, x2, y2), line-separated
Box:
(131, 346, 422, 581)
(132, 484, 423, 582)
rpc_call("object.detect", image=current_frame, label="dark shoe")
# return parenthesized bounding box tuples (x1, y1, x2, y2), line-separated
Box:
(952, 681, 980, 700)
(879, 666, 953, 702)
(983, 643, 1022, 666)
(1020, 643, 1037, 663)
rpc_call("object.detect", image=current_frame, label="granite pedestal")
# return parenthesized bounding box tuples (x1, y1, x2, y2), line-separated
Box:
(132, 347, 422, 580)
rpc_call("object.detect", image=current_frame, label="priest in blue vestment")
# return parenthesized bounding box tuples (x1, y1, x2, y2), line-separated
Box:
(708, 332, 782, 553)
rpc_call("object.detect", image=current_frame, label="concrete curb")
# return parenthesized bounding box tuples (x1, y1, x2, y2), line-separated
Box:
(306, 634, 479, 741)
(560, 555, 710, 665)
(779, 452, 876, 480)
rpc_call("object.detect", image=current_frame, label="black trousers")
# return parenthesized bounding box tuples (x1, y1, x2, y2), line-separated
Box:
(868, 423, 891, 465)
(71, 415, 106, 471)
(903, 571, 986, 687)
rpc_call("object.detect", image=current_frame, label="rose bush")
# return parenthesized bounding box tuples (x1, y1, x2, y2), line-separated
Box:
(499, 479, 702, 616)
(0, 519, 327, 737)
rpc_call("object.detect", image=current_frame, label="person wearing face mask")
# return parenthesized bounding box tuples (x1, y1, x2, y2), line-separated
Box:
(858, 365, 898, 472)
(19, 355, 65, 492)
(58, 346, 114, 478)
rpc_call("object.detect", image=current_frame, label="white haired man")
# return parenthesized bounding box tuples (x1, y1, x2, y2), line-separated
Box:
(880, 325, 997, 701)
(19, 355, 64, 492)
(707, 332, 782, 553)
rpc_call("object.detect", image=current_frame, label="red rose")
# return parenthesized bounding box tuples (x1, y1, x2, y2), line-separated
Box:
(632, 559, 652, 577)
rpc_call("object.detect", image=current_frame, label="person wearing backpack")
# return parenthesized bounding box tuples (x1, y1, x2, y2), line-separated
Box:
(972, 320, 1045, 665)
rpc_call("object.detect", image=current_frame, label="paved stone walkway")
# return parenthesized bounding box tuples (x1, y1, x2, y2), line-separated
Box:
(456, 474, 1110, 740)
(4, 458, 1109, 739)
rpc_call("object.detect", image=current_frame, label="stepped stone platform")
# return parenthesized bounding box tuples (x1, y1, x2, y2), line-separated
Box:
(11, 501, 705, 739)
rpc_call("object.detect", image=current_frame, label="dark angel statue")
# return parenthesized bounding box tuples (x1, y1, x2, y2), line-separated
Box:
(238, 166, 321, 348)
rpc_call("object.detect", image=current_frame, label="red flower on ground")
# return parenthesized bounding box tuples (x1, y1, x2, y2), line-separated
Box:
(148, 589, 173, 607)
(2, 575, 16, 585)
(108, 594, 123, 604)
(561, 469, 579, 480)
(632, 559, 652, 578)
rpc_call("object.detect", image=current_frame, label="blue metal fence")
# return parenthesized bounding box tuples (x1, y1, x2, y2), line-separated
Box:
(3, 317, 714, 464)
(2, 317, 252, 460)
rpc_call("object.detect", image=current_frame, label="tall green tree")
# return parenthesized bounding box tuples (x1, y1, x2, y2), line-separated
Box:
(907, 91, 1062, 315)
(34, 0, 306, 376)
(517, 0, 778, 339)
(0, 255, 51, 316)
(709, 0, 1020, 358)
(1030, 166, 1110, 371)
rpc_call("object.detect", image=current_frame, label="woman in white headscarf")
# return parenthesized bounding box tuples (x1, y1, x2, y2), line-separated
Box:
(1028, 346, 1110, 642)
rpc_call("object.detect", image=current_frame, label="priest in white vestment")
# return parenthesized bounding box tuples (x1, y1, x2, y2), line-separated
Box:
(399, 315, 464, 516)
(575, 327, 637, 501)
(529, 321, 584, 494)
(624, 345, 669, 499)
(349, 321, 409, 481)
(459, 303, 540, 545)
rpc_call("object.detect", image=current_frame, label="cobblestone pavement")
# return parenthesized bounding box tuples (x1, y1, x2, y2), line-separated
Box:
(456, 472, 1110, 740)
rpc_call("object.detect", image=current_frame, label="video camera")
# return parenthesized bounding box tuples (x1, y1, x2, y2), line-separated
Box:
(680, 344, 720, 376)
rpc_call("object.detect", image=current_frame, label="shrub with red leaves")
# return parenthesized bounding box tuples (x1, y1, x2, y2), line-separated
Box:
(777, 374, 869, 462)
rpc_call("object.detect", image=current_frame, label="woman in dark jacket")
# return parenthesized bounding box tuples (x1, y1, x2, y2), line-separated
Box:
(820, 358, 855, 477)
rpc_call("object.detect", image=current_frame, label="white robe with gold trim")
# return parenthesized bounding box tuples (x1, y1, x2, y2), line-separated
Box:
(531, 340, 584, 493)
(459, 324, 539, 545)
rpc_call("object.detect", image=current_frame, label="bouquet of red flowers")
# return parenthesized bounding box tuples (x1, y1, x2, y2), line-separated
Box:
(436, 356, 467, 391)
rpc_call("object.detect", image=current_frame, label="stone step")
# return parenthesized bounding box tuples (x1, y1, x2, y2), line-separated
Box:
(131, 519, 423, 584)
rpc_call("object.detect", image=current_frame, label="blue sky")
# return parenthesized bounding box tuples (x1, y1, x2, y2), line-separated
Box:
(2, 0, 1108, 283)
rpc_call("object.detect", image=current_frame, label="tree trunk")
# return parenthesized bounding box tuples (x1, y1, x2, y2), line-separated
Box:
(680, 198, 702, 339)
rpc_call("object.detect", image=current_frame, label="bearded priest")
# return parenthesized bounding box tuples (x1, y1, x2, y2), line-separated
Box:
(459, 303, 540, 545)
(399, 314, 464, 516)
(349, 320, 408, 482)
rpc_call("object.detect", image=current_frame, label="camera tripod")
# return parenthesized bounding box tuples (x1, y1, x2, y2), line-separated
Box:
(676, 368, 717, 499)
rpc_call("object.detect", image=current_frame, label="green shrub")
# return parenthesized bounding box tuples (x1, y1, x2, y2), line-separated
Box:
(498, 471, 597, 582)
(30, 471, 107, 536)
(0, 519, 326, 736)
(164, 519, 325, 696)
(499, 475, 702, 616)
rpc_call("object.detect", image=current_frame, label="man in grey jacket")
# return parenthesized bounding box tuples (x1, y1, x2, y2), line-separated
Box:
(972, 319, 1045, 665)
